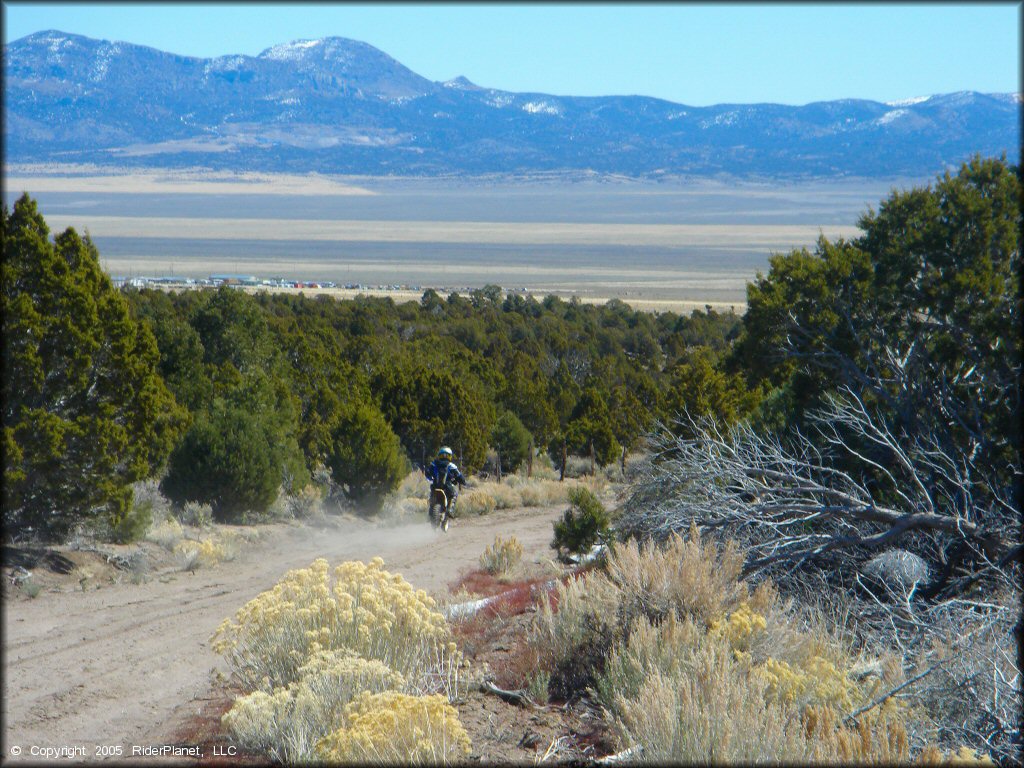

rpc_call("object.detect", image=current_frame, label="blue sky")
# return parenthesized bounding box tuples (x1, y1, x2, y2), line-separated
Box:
(2, 2, 1020, 106)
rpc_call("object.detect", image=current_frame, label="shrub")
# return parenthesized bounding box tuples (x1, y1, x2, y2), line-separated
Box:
(479, 535, 524, 577)
(489, 482, 521, 509)
(327, 403, 408, 510)
(175, 537, 230, 569)
(458, 490, 496, 517)
(916, 745, 996, 765)
(108, 493, 154, 544)
(146, 518, 184, 551)
(531, 572, 621, 701)
(389, 471, 430, 501)
(551, 486, 610, 560)
(132, 479, 173, 522)
(519, 479, 568, 507)
(606, 523, 748, 628)
(526, 524, 931, 763)
(178, 500, 213, 528)
(491, 411, 532, 476)
(22, 579, 42, 599)
(284, 485, 324, 519)
(161, 404, 281, 522)
(315, 691, 471, 765)
(211, 557, 457, 694)
(222, 649, 406, 764)
(612, 638, 813, 763)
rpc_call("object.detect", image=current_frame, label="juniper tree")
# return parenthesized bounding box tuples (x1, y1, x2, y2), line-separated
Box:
(2, 194, 187, 540)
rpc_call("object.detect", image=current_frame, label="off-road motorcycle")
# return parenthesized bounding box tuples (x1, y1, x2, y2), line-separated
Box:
(428, 485, 454, 532)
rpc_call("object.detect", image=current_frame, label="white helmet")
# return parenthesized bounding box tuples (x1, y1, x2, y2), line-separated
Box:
(437, 446, 453, 461)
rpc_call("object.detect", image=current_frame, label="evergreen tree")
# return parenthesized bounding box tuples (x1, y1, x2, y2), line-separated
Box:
(161, 402, 281, 521)
(327, 402, 407, 508)
(491, 410, 532, 476)
(2, 194, 187, 540)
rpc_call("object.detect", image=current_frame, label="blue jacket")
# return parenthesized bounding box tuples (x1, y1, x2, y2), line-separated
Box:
(425, 459, 466, 490)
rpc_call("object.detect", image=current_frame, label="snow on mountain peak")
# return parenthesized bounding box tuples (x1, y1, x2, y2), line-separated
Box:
(260, 39, 323, 61)
(885, 95, 931, 107)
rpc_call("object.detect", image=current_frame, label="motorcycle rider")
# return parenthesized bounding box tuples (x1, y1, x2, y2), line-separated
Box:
(425, 446, 466, 520)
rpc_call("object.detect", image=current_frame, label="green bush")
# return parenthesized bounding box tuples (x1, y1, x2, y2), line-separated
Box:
(327, 403, 407, 510)
(109, 490, 154, 543)
(551, 486, 610, 560)
(161, 404, 281, 522)
(491, 411, 532, 476)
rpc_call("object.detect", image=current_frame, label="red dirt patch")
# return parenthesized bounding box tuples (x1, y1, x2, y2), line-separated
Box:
(165, 686, 264, 766)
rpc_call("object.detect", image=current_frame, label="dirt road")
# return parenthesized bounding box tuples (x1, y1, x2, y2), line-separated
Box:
(2, 504, 567, 763)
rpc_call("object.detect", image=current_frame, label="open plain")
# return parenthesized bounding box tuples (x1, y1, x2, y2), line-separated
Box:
(3, 166, 928, 310)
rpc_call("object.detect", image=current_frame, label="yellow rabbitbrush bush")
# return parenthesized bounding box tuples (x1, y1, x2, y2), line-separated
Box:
(211, 557, 459, 694)
(602, 600, 914, 763)
(174, 536, 232, 569)
(316, 691, 471, 765)
(222, 649, 406, 764)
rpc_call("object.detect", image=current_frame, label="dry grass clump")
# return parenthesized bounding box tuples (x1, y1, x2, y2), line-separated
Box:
(613, 636, 814, 763)
(377, 472, 582, 522)
(146, 518, 185, 550)
(518, 479, 568, 507)
(391, 471, 431, 500)
(380, 495, 429, 525)
(527, 524, 955, 762)
(315, 691, 471, 765)
(606, 524, 748, 627)
(379, 472, 431, 524)
(479, 535, 524, 577)
(915, 745, 996, 765)
(488, 482, 522, 509)
(457, 489, 497, 516)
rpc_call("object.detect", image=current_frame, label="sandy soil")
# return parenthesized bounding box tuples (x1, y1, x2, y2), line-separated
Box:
(38, 213, 859, 250)
(3, 168, 376, 197)
(2, 503, 571, 764)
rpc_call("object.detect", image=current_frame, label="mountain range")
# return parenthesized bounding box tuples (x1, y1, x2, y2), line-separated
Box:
(4, 30, 1020, 179)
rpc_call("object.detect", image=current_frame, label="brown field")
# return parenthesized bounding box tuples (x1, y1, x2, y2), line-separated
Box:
(37, 214, 861, 249)
(4, 165, 926, 311)
(3, 165, 376, 196)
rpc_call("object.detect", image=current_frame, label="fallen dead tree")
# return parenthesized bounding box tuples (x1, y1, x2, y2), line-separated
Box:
(625, 390, 1017, 598)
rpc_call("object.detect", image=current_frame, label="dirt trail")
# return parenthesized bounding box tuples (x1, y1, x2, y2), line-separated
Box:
(2, 504, 567, 763)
